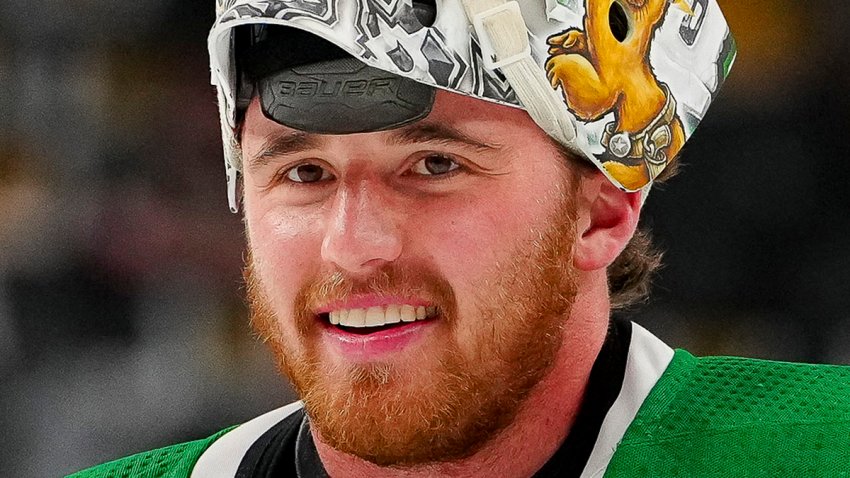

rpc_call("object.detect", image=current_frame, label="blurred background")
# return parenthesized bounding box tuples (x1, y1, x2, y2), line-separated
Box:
(0, 1, 848, 476)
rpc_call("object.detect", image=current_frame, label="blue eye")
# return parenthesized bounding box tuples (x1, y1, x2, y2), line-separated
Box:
(411, 155, 461, 176)
(285, 164, 332, 183)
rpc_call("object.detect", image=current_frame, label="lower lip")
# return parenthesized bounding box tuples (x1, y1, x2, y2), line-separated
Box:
(319, 318, 438, 360)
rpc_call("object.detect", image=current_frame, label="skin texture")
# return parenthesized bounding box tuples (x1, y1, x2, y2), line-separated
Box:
(240, 89, 641, 477)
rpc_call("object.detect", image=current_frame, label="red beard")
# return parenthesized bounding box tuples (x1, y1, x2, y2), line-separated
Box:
(245, 185, 580, 467)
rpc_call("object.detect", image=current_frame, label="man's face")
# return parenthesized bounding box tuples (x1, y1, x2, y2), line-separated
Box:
(241, 90, 583, 466)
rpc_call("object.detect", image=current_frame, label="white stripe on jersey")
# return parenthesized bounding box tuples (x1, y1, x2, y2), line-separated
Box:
(580, 323, 675, 478)
(191, 401, 305, 478)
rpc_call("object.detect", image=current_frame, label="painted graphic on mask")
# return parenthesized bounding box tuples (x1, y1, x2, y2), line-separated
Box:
(546, 0, 693, 189)
(545, 0, 734, 189)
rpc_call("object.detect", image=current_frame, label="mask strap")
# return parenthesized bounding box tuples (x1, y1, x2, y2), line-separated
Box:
(461, 0, 577, 146)
(461, 0, 652, 199)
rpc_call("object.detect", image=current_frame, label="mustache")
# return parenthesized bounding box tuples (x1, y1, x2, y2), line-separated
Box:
(243, 257, 458, 339)
(293, 262, 458, 318)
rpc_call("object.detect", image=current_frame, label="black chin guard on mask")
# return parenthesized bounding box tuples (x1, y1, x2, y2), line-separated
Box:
(256, 56, 435, 134)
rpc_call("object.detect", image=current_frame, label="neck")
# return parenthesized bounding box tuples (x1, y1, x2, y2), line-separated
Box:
(314, 271, 611, 478)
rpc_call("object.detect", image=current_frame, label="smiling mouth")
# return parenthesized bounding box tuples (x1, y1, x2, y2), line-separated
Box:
(319, 305, 439, 335)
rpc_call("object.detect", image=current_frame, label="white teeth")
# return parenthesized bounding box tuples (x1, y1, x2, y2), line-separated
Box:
(365, 307, 384, 327)
(347, 308, 366, 327)
(329, 304, 438, 328)
(400, 305, 416, 323)
(385, 304, 401, 324)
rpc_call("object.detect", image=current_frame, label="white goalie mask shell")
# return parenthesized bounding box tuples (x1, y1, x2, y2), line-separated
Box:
(209, 0, 736, 211)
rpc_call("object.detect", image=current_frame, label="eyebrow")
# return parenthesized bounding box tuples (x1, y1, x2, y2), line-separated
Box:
(387, 122, 501, 152)
(248, 131, 325, 172)
(247, 122, 501, 172)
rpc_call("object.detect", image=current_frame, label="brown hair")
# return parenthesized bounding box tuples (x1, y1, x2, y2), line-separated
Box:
(606, 160, 677, 310)
(607, 227, 663, 310)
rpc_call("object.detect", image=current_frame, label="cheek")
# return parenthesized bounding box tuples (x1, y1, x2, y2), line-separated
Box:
(405, 151, 571, 344)
(246, 202, 324, 315)
(414, 198, 505, 275)
(409, 179, 562, 304)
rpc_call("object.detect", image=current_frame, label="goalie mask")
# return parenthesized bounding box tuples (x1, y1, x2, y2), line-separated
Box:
(209, 0, 736, 212)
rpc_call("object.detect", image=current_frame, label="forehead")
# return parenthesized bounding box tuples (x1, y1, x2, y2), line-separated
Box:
(426, 89, 532, 129)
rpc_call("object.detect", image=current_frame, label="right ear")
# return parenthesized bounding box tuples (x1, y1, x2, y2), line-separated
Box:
(571, 172, 642, 273)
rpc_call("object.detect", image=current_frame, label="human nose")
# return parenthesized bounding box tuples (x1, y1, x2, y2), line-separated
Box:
(320, 181, 403, 274)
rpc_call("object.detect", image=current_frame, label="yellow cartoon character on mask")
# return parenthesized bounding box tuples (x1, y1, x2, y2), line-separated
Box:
(546, 0, 691, 189)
